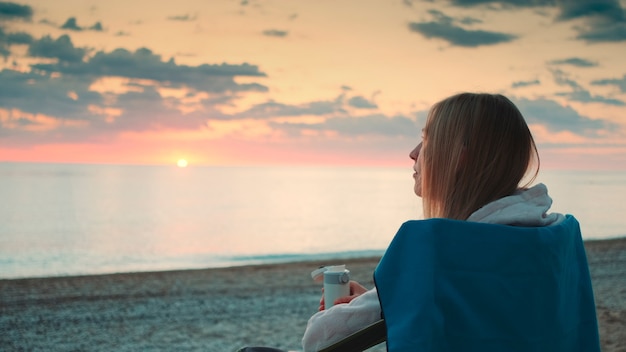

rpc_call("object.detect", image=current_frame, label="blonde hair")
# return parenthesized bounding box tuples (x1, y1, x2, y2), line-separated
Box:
(421, 93, 539, 220)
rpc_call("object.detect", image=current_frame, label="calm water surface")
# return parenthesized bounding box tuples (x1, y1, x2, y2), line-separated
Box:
(0, 163, 624, 279)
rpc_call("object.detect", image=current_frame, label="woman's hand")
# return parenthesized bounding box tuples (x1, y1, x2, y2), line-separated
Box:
(318, 281, 369, 311)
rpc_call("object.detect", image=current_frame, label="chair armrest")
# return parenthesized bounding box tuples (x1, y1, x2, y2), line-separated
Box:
(318, 319, 387, 352)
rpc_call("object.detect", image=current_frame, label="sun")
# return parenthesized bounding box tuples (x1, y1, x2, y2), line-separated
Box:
(177, 159, 188, 168)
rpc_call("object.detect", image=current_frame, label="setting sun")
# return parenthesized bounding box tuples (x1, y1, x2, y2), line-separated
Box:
(177, 159, 188, 168)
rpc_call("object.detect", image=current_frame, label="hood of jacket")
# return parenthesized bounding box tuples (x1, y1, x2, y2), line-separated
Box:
(467, 183, 565, 227)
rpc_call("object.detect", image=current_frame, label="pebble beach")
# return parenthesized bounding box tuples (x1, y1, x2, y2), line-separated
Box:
(1, 237, 625, 352)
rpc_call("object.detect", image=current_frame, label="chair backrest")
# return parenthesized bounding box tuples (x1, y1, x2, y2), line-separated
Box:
(374, 215, 600, 352)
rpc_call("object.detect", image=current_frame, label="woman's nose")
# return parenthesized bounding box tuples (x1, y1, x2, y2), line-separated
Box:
(409, 142, 422, 161)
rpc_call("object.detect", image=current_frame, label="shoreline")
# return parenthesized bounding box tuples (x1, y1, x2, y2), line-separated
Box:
(2, 237, 623, 282)
(1, 237, 625, 351)
(0, 248, 389, 281)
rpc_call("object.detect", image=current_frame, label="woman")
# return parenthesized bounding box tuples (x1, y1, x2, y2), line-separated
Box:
(301, 92, 565, 352)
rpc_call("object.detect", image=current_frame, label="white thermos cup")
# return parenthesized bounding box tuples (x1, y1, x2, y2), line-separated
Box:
(322, 265, 350, 309)
(311, 265, 351, 309)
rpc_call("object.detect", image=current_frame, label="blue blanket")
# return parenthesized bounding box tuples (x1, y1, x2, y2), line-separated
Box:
(374, 215, 600, 352)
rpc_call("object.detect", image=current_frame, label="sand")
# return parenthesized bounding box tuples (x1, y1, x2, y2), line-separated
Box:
(1, 237, 625, 352)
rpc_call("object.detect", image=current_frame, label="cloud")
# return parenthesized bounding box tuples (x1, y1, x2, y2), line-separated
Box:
(549, 57, 598, 67)
(445, 0, 625, 25)
(103, 86, 208, 131)
(89, 22, 103, 31)
(236, 98, 344, 119)
(512, 79, 540, 88)
(271, 114, 420, 138)
(230, 93, 423, 138)
(228, 94, 414, 139)
(514, 97, 619, 137)
(0, 1, 32, 20)
(262, 29, 288, 37)
(446, 0, 626, 43)
(60, 17, 104, 31)
(550, 69, 579, 89)
(0, 69, 230, 143)
(29, 44, 268, 94)
(408, 9, 517, 47)
(556, 0, 624, 22)
(575, 21, 626, 42)
(458, 16, 483, 25)
(449, 0, 554, 7)
(0, 94, 203, 147)
(592, 75, 626, 93)
(0, 30, 272, 145)
(348, 96, 378, 109)
(5, 30, 33, 44)
(167, 14, 197, 21)
(27, 35, 87, 63)
(0, 27, 33, 57)
(1, 71, 420, 145)
(322, 114, 419, 137)
(0, 69, 102, 120)
(555, 90, 625, 106)
(561, 0, 626, 42)
(14, 34, 268, 112)
(550, 69, 625, 106)
(60, 17, 81, 31)
(38, 18, 57, 26)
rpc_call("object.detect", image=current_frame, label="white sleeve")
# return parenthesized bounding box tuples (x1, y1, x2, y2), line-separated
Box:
(301, 288, 382, 352)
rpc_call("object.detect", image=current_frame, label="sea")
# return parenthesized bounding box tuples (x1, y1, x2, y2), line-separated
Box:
(1, 162, 625, 279)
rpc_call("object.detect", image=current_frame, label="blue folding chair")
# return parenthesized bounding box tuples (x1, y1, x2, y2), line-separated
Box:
(372, 215, 600, 352)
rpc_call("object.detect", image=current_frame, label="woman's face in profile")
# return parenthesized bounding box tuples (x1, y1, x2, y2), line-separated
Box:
(409, 141, 423, 197)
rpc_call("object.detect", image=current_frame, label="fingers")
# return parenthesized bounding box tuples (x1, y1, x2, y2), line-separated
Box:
(349, 281, 368, 295)
(334, 294, 359, 305)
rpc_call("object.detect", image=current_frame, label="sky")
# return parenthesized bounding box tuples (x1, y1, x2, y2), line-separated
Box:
(0, 0, 625, 169)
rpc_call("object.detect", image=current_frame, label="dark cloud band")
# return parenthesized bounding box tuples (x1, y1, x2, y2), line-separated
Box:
(0, 1, 32, 20)
(408, 9, 516, 47)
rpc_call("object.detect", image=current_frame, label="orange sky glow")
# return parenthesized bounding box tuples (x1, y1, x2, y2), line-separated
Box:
(1, 0, 625, 169)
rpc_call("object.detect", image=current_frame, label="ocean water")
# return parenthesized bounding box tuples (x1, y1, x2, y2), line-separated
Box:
(0, 163, 624, 279)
